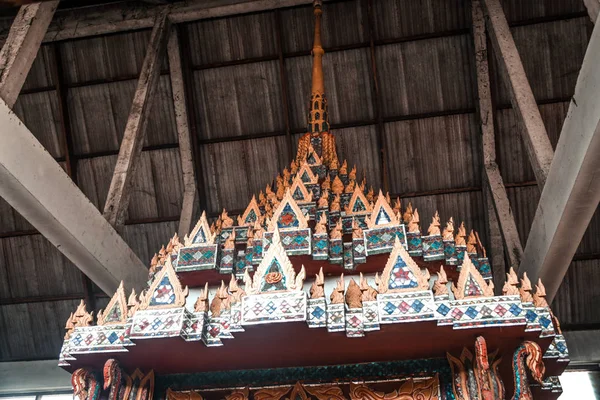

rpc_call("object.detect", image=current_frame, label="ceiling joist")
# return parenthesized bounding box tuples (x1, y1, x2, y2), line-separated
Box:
(471, 0, 523, 289)
(0, 1, 58, 108)
(482, 0, 554, 190)
(520, 21, 600, 303)
(103, 12, 171, 228)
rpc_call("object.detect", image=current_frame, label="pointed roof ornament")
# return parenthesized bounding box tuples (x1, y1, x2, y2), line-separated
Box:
(290, 175, 314, 203)
(452, 252, 494, 300)
(376, 237, 429, 293)
(139, 257, 189, 310)
(344, 184, 372, 215)
(245, 228, 306, 294)
(185, 211, 216, 246)
(427, 211, 441, 235)
(238, 195, 261, 227)
(533, 279, 549, 308)
(97, 281, 128, 326)
(295, 0, 339, 169)
(268, 189, 309, 231)
(366, 190, 399, 229)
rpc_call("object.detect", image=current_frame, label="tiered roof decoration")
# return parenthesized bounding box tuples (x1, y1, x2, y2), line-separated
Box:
(61, 1, 569, 399)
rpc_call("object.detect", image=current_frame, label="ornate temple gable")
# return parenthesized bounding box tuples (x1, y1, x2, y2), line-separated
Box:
(238, 195, 261, 227)
(344, 184, 373, 215)
(306, 143, 323, 166)
(139, 257, 189, 310)
(267, 189, 309, 231)
(297, 161, 319, 185)
(290, 175, 314, 203)
(184, 211, 216, 246)
(366, 190, 400, 229)
(376, 238, 429, 293)
(452, 252, 494, 300)
(244, 229, 306, 295)
(97, 281, 128, 326)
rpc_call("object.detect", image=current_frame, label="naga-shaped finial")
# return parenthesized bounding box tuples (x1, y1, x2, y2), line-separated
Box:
(433, 266, 449, 297)
(221, 209, 234, 228)
(349, 165, 357, 180)
(194, 282, 210, 312)
(403, 202, 413, 225)
(318, 189, 329, 208)
(467, 230, 477, 253)
(330, 274, 345, 304)
(502, 267, 520, 296)
(352, 218, 363, 239)
(366, 186, 375, 203)
(229, 274, 246, 304)
(331, 175, 344, 195)
(455, 222, 467, 246)
(345, 177, 355, 194)
(443, 217, 454, 241)
(359, 272, 378, 301)
(330, 218, 343, 239)
(339, 160, 348, 175)
(330, 193, 341, 212)
(321, 174, 331, 191)
(315, 212, 328, 234)
(224, 231, 236, 249)
(408, 208, 420, 233)
(345, 279, 362, 309)
(428, 211, 441, 235)
(393, 197, 401, 217)
(520, 272, 533, 303)
(310, 267, 325, 299)
(533, 278, 549, 308)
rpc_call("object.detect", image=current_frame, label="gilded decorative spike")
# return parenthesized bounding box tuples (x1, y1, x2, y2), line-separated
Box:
(427, 211, 441, 235)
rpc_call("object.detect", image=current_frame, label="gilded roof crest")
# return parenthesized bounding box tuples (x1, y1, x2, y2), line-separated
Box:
(238, 195, 261, 227)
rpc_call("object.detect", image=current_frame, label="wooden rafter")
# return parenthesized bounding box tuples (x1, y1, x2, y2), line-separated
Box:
(167, 26, 198, 239)
(520, 21, 600, 302)
(472, 0, 523, 287)
(482, 0, 554, 189)
(103, 12, 171, 228)
(584, 0, 599, 23)
(0, 1, 58, 108)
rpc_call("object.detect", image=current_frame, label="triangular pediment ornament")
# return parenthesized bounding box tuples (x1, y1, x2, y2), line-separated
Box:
(297, 161, 318, 184)
(238, 195, 261, 226)
(452, 252, 494, 300)
(184, 211, 216, 246)
(139, 257, 189, 310)
(97, 281, 128, 325)
(344, 185, 373, 215)
(289, 175, 313, 203)
(305, 143, 322, 166)
(366, 190, 399, 229)
(268, 189, 309, 231)
(244, 228, 305, 295)
(376, 237, 429, 294)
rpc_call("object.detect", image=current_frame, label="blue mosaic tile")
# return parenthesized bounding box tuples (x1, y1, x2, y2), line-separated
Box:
(311, 306, 325, 319)
(412, 299, 424, 313)
(525, 310, 538, 322)
(383, 302, 397, 315)
(107, 332, 119, 344)
(436, 304, 450, 316)
(539, 316, 552, 328)
(509, 304, 523, 316)
(465, 306, 478, 319)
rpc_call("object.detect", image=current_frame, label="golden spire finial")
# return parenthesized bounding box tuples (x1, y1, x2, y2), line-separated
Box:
(305, 0, 328, 134)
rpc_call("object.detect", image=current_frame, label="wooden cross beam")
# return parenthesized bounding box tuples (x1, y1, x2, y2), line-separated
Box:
(584, 0, 599, 23)
(520, 21, 600, 302)
(472, 0, 523, 290)
(103, 12, 171, 228)
(481, 0, 554, 189)
(0, 1, 58, 108)
(167, 26, 198, 239)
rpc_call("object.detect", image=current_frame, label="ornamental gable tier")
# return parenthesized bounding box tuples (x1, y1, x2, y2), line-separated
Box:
(60, 1, 567, 399)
